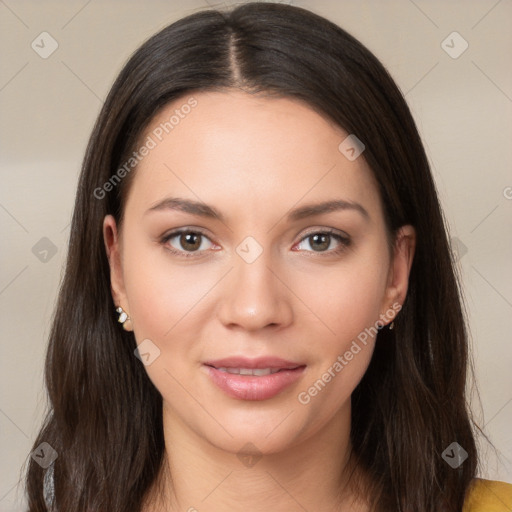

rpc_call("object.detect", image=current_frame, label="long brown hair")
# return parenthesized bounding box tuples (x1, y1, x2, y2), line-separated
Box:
(24, 3, 478, 511)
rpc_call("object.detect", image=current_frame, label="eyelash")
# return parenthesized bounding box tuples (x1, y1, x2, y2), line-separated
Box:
(160, 228, 351, 259)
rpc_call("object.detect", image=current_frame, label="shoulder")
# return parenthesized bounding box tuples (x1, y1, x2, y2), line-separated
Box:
(463, 478, 512, 512)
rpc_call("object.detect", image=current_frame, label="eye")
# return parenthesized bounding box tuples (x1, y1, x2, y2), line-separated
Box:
(294, 229, 351, 256)
(161, 229, 215, 258)
(160, 227, 351, 259)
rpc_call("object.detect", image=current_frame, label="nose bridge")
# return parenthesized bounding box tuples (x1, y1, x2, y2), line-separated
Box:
(217, 241, 293, 330)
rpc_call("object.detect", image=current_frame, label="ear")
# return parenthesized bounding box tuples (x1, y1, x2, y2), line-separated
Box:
(103, 214, 128, 311)
(381, 225, 416, 321)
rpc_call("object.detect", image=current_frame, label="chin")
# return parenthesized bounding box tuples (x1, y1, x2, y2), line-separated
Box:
(196, 404, 311, 455)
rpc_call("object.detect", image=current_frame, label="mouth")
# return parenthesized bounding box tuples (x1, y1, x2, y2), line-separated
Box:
(203, 357, 306, 401)
(211, 367, 293, 376)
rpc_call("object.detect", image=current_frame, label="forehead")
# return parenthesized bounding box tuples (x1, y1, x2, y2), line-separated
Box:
(124, 90, 382, 222)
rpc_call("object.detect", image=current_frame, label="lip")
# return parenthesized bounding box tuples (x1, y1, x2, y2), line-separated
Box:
(203, 357, 306, 401)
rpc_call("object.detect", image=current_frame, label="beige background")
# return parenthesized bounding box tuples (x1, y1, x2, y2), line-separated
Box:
(1, 0, 511, 509)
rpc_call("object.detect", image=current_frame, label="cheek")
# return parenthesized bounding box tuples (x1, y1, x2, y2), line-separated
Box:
(298, 251, 389, 345)
(292, 248, 388, 415)
(121, 232, 213, 346)
(121, 241, 217, 402)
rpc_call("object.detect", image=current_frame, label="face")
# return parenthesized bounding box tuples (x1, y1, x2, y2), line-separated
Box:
(103, 90, 415, 456)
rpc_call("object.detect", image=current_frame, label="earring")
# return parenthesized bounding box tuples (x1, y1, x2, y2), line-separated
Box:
(116, 306, 132, 331)
(389, 321, 395, 330)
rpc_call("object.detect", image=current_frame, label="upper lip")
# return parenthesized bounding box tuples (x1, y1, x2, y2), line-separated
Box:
(204, 356, 304, 370)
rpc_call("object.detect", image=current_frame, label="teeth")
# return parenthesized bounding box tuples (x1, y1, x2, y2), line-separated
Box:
(252, 368, 272, 376)
(216, 367, 282, 376)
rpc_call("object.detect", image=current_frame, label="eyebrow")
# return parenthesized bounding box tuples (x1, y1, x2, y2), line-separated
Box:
(145, 197, 369, 222)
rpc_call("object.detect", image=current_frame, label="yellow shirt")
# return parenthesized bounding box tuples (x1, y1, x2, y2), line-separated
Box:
(463, 478, 512, 511)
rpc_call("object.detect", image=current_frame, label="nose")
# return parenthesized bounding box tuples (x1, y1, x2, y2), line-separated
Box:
(216, 251, 294, 332)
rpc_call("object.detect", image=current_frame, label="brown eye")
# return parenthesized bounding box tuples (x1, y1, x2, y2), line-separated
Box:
(162, 229, 214, 257)
(295, 229, 351, 255)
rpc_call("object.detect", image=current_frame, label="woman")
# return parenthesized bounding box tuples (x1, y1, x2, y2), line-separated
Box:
(24, 2, 512, 511)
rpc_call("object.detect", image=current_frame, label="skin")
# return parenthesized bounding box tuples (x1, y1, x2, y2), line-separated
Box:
(103, 90, 416, 512)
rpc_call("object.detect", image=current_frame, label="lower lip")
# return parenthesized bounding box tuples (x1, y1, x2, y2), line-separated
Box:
(204, 365, 306, 401)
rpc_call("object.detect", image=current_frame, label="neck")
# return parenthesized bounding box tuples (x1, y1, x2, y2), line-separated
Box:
(143, 400, 370, 512)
